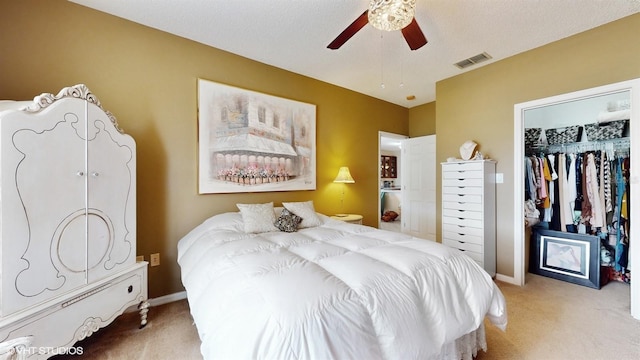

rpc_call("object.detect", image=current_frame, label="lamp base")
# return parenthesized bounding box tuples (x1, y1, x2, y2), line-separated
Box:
(334, 214, 348, 217)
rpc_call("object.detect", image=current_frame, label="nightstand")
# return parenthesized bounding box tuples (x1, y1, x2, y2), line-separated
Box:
(331, 214, 363, 225)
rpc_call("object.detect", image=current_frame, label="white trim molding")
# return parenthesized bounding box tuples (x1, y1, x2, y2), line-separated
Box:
(126, 291, 187, 313)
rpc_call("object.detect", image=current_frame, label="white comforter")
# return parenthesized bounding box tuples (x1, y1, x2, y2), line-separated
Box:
(178, 213, 507, 360)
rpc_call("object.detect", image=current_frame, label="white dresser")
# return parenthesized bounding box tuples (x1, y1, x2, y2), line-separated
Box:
(0, 85, 148, 359)
(441, 160, 496, 277)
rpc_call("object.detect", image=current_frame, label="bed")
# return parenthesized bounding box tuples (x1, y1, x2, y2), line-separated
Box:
(177, 201, 507, 360)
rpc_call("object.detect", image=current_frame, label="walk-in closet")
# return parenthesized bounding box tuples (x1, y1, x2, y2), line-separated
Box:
(514, 79, 640, 320)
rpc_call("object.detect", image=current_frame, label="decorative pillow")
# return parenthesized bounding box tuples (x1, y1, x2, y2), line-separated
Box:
(236, 202, 278, 233)
(274, 208, 303, 232)
(282, 200, 323, 228)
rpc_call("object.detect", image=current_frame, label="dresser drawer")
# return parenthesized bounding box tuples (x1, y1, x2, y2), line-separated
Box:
(0, 263, 148, 359)
(443, 231, 483, 245)
(443, 201, 482, 212)
(443, 223, 484, 236)
(442, 186, 483, 195)
(443, 238, 483, 252)
(442, 208, 482, 220)
(441, 160, 494, 276)
(442, 193, 482, 204)
(442, 216, 483, 228)
(442, 162, 484, 172)
(442, 177, 483, 187)
(442, 170, 483, 180)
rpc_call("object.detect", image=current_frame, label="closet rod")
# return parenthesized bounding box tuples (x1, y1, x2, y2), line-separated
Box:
(542, 137, 630, 154)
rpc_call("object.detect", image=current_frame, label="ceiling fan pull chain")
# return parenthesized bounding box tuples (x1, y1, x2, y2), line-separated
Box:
(380, 32, 385, 89)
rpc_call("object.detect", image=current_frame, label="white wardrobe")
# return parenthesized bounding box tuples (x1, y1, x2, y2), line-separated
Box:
(0, 84, 148, 358)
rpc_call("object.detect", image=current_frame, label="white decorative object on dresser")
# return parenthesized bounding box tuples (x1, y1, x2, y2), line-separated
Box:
(441, 160, 496, 277)
(0, 84, 148, 359)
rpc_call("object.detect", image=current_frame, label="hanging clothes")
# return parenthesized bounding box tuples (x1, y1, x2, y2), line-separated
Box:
(585, 152, 604, 228)
(525, 147, 631, 284)
(550, 153, 562, 231)
(563, 153, 577, 232)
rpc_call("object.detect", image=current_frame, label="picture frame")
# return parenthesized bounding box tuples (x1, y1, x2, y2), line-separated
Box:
(197, 78, 316, 194)
(529, 229, 601, 289)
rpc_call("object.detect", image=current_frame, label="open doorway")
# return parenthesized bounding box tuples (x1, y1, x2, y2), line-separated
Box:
(378, 132, 407, 232)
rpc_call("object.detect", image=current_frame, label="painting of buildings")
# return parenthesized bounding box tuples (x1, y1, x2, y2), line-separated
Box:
(198, 79, 316, 193)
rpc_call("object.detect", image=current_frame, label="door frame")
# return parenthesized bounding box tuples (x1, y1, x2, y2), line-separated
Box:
(378, 131, 408, 229)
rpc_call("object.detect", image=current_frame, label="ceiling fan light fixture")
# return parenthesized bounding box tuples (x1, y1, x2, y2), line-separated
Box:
(368, 0, 416, 32)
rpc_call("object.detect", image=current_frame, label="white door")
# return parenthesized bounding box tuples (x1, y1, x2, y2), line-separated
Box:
(401, 135, 436, 240)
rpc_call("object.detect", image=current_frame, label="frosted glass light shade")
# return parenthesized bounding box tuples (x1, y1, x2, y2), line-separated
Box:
(368, 0, 416, 32)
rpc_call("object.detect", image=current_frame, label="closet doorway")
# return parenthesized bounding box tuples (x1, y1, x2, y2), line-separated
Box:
(513, 78, 640, 320)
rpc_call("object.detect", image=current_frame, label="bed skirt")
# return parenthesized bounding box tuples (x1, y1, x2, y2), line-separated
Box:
(437, 323, 487, 360)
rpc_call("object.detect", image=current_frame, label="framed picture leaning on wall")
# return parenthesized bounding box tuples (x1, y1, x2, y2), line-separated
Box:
(530, 228, 601, 289)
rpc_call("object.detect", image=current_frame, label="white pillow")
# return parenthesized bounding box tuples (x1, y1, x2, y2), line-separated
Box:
(282, 200, 323, 228)
(236, 202, 278, 233)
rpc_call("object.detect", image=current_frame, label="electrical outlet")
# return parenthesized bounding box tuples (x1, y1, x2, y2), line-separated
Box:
(150, 253, 160, 267)
(136, 255, 144, 262)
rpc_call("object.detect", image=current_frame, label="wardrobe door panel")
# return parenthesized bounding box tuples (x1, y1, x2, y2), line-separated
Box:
(85, 104, 136, 283)
(3, 98, 88, 315)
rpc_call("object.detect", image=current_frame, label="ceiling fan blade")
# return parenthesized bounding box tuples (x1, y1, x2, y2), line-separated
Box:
(401, 18, 428, 50)
(327, 10, 369, 50)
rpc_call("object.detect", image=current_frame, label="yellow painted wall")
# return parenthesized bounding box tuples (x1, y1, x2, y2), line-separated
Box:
(432, 13, 640, 278)
(408, 101, 436, 136)
(0, 0, 408, 298)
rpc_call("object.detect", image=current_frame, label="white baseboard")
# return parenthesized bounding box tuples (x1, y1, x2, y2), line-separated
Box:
(149, 291, 188, 307)
(125, 291, 187, 312)
(495, 273, 518, 285)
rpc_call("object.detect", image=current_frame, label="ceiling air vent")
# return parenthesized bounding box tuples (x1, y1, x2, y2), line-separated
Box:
(454, 52, 492, 69)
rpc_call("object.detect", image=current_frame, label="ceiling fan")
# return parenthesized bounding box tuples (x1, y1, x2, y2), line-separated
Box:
(327, 0, 428, 51)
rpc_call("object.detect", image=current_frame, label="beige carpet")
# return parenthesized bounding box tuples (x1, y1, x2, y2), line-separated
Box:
(54, 274, 640, 359)
(477, 274, 640, 360)
(51, 297, 203, 360)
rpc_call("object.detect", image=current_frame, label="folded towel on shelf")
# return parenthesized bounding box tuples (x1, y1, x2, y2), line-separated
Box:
(597, 109, 630, 123)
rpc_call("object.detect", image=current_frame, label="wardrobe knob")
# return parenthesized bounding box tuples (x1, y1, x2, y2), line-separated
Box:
(91, 172, 99, 177)
(76, 171, 84, 177)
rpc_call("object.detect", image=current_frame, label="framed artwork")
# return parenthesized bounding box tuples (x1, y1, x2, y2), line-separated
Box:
(197, 78, 316, 194)
(529, 229, 601, 289)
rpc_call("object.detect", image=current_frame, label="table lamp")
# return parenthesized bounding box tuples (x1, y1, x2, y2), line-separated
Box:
(333, 166, 355, 216)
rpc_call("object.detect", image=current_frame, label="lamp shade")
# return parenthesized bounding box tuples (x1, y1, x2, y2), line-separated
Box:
(333, 167, 355, 183)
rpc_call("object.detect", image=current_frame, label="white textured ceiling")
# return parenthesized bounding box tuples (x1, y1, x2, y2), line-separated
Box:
(69, 0, 640, 108)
